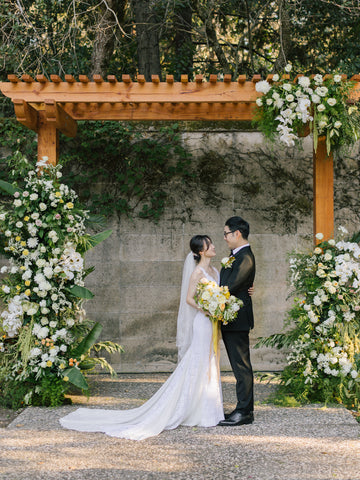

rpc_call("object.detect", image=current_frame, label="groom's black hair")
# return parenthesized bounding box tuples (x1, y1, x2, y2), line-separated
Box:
(225, 216, 249, 239)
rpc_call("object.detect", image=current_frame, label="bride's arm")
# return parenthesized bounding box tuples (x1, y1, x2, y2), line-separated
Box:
(186, 268, 203, 310)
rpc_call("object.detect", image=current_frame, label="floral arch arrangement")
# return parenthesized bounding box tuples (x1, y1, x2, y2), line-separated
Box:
(0, 155, 122, 408)
(254, 65, 360, 154)
(256, 228, 360, 411)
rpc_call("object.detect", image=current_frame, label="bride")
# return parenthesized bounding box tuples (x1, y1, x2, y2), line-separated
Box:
(60, 235, 224, 440)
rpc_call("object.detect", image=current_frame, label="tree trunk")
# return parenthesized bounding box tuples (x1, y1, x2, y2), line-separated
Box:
(173, 2, 193, 79)
(193, 0, 231, 74)
(132, 0, 161, 80)
(90, 0, 127, 78)
(273, 0, 291, 72)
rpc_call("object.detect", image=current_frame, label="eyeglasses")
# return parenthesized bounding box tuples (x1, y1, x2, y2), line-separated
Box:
(223, 230, 235, 237)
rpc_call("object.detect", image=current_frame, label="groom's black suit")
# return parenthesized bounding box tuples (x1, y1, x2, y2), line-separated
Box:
(220, 245, 255, 415)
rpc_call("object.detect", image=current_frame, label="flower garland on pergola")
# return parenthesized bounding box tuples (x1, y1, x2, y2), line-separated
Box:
(254, 64, 360, 154)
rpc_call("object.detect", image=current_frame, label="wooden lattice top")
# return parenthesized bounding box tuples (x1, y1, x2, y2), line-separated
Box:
(1, 73, 360, 138)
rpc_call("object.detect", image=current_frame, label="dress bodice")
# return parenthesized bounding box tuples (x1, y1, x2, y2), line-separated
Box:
(199, 267, 219, 284)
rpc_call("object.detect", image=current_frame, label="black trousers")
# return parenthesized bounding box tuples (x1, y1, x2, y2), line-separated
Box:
(222, 330, 254, 414)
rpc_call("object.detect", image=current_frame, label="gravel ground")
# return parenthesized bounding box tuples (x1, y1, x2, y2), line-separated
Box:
(1, 372, 359, 480)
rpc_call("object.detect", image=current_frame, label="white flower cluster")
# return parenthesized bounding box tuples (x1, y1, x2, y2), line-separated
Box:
(255, 65, 344, 147)
(59, 244, 84, 281)
(316, 341, 358, 378)
(0, 295, 23, 337)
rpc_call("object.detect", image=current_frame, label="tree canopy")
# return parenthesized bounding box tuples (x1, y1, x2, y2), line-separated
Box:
(1, 0, 360, 115)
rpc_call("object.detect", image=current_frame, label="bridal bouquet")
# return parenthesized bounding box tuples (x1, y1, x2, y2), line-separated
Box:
(194, 278, 243, 325)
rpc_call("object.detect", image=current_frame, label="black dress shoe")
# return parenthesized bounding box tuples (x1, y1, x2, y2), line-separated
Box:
(224, 410, 236, 419)
(218, 411, 254, 426)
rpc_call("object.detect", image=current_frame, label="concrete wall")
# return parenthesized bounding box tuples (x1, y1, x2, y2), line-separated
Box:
(82, 126, 360, 372)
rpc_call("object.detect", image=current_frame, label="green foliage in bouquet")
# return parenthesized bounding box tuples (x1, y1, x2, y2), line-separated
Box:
(254, 64, 360, 155)
(0, 155, 122, 408)
(256, 228, 360, 411)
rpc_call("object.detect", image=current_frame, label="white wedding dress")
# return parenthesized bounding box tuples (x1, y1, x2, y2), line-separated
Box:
(60, 259, 224, 440)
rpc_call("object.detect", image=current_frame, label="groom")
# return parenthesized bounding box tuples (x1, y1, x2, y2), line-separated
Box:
(218, 216, 256, 426)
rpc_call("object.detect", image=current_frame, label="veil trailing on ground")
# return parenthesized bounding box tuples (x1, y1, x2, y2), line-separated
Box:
(176, 252, 197, 362)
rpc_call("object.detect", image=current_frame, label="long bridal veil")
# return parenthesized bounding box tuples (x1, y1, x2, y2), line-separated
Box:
(176, 252, 197, 361)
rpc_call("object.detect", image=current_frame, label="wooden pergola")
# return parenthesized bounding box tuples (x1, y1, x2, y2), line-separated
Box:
(1, 72, 360, 241)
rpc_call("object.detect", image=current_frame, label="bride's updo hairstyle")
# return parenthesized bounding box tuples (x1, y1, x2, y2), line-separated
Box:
(190, 235, 212, 263)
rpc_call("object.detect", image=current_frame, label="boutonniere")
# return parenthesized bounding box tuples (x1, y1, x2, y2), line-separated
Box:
(221, 255, 235, 269)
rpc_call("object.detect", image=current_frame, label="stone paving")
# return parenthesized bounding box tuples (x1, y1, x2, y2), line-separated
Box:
(1, 373, 359, 480)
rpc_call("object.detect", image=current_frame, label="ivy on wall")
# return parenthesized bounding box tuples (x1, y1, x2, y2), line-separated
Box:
(0, 119, 194, 222)
(1, 118, 358, 232)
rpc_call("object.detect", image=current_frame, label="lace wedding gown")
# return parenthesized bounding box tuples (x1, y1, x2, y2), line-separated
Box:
(60, 267, 224, 440)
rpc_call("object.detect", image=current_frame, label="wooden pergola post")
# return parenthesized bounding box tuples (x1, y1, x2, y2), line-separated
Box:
(37, 111, 59, 166)
(313, 137, 334, 242)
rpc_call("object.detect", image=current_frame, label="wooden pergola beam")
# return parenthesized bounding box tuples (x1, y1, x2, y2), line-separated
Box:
(12, 99, 38, 131)
(44, 100, 77, 137)
(0, 79, 261, 107)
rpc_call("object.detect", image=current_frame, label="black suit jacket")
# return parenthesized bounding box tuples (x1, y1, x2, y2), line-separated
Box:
(220, 245, 255, 331)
